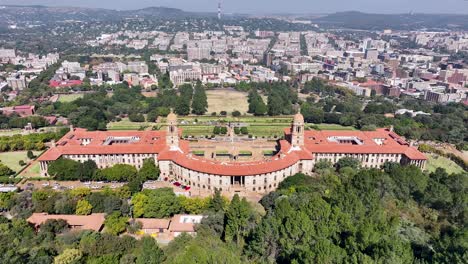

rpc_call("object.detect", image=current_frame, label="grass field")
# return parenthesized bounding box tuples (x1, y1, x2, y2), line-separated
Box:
(206, 89, 249, 114)
(107, 118, 157, 130)
(110, 115, 355, 137)
(426, 154, 465, 175)
(20, 162, 41, 178)
(159, 122, 355, 137)
(58, 94, 84, 102)
(0, 151, 41, 173)
(0, 129, 23, 137)
(312, 124, 356, 131)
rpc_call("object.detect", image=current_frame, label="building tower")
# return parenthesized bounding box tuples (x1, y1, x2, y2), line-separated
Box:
(166, 111, 179, 149)
(218, 1, 222, 20)
(291, 112, 305, 149)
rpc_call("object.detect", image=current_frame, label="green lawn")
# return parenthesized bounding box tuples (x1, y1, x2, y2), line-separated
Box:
(0, 130, 23, 137)
(111, 115, 355, 137)
(0, 151, 41, 173)
(426, 154, 465, 175)
(58, 94, 84, 102)
(157, 119, 355, 138)
(21, 162, 41, 178)
(107, 118, 157, 130)
(314, 124, 356, 131)
(163, 116, 294, 124)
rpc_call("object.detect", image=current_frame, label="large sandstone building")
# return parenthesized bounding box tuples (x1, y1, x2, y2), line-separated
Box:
(39, 113, 427, 194)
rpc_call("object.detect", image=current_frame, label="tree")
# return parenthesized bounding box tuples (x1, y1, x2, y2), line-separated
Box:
(138, 158, 160, 180)
(209, 188, 226, 212)
(104, 212, 128, 236)
(10, 191, 34, 218)
(254, 100, 267, 116)
(0, 163, 14, 176)
(314, 160, 333, 171)
(127, 219, 143, 234)
(301, 102, 324, 124)
(75, 160, 98, 181)
(158, 71, 173, 89)
(165, 233, 243, 264)
(54, 248, 83, 264)
(135, 236, 165, 264)
(127, 176, 144, 194)
(128, 113, 145, 122)
(232, 110, 241, 117)
(40, 219, 69, 234)
(240, 127, 248, 135)
(335, 157, 360, 171)
(175, 96, 190, 116)
(191, 81, 208, 115)
(178, 196, 210, 214)
(86, 254, 120, 264)
(386, 165, 428, 201)
(27, 150, 35, 159)
(54, 194, 77, 214)
(75, 199, 92, 215)
(48, 158, 80, 180)
(96, 164, 137, 182)
(132, 188, 181, 218)
(224, 194, 251, 245)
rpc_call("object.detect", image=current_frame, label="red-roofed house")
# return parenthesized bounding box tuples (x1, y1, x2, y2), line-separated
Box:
(27, 213, 105, 232)
(0, 105, 35, 117)
(169, 215, 203, 237)
(49, 80, 83, 88)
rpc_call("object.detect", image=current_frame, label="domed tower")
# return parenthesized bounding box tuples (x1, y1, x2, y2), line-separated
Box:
(166, 111, 179, 149)
(291, 112, 304, 148)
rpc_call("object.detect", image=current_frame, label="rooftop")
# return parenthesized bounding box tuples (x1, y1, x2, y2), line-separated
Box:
(39, 128, 168, 161)
(299, 128, 426, 160)
(27, 213, 106, 231)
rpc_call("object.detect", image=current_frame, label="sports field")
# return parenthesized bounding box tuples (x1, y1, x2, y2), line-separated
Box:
(206, 89, 250, 114)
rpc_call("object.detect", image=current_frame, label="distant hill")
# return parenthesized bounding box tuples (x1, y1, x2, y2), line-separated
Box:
(1, 5, 467, 31)
(0, 5, 217, 23)
(310, 11, 468, 30)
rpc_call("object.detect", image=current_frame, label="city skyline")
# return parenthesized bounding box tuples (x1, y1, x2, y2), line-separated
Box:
(1, 0, 468, 14)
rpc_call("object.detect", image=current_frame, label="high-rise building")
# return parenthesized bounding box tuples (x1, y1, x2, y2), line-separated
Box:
(365, 49, 379, 61)
(7, 75, 27, 90)
(187, 47, 211, 61)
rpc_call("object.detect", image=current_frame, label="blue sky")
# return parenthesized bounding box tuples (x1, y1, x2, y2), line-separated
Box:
(1, 0, 467, 14)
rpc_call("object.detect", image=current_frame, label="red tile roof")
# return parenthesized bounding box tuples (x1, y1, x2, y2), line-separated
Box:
(38, 126, 426, 178)
(169, 215, 203, 233)
(39, 129, 167, 161)
(295, 128, 426, 160)
(158, 140, 310, 176)
(49, 80, 83, 88)
(135, 218, 170, 230)
(27, 213, 105, 231)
